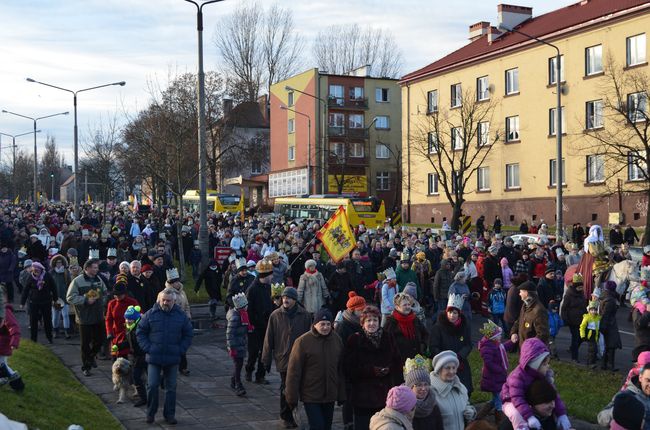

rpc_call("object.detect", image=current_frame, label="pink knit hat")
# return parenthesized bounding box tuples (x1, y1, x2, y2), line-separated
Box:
(385, 385, 417, 414)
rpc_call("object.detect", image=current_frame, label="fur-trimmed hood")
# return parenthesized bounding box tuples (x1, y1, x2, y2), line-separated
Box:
(50, 254, 68, 268)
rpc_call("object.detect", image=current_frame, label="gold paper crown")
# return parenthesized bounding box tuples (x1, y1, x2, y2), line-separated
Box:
(403, 354, 431, 376)
(572, 273, 584, 284)
(479, 319, 502, 338)
(271, 283, 285, 297)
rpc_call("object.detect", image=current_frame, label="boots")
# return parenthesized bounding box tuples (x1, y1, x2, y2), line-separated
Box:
(53, 328, 60, 339)
(234, 383, 246, 397)
(602, 349, 619, 372)
(245, 370, 252, 382)
(64, 329, 71, 340)
(475, 402, 493, 420)
(133, 384, 147, 407)
(8, 372, 24, 391)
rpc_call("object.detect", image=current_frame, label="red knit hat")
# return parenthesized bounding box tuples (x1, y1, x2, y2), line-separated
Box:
(142, 264, 153, 273)
(346, 291, 366, 311)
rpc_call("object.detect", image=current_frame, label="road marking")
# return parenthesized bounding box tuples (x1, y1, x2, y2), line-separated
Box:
(620, 330, 634, 336)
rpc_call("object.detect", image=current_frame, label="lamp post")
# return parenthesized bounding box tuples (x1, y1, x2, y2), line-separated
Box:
(26, 78, 125, 218)
(280, 105, 312, 194)
(497, 24, 564, 239)
(2, 110, 68, 204)
(0, 130, 41, 199)
(184, 0, 225, 270)
(285, 86, 328, 193)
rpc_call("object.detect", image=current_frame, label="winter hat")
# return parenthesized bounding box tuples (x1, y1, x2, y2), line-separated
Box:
(403, 354, 432, 387)
(124, 305, 141, 321)
(613, 391, 644, 430)
(644, 245, 650, 254)
(606, 280, 617, 293)
(488, 245, 498, 254)
(528, 351, 550, 371)
(403, 282, 418, 299)
(23, 259, 33, 268)
(637, 351, 650, 366)
(346, 291, 366, 311)
(518, 281, 538, 292)
(313, 308, 333, 324)
(431, 350, 459, 375)
(141, 264, 153, 273)
(512, 273, 529, 286)
(119, 261, 130, 271)
(67, 248, 78, 257)
(545, 267, 555, 275)
(113, 282, 127, 295)
(281, 287, 298, 301)
(525, 379, 557, 405)
(385, 385, 417, 414)
(305, 259, 317, 269)
(453, 270, 467, 282)
(115, 273, 128, 285)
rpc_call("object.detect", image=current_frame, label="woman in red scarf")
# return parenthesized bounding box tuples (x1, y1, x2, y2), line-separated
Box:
(384, 293, 428, 365)
(429, 293, 473, 397)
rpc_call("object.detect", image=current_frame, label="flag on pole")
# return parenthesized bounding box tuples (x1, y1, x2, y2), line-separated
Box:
(213, 196, 218, 213)
(13, 195, 19, 204)
(87, 194, 92, 204)
(316, 206, 356, 263)
(239, 188, 245, 223)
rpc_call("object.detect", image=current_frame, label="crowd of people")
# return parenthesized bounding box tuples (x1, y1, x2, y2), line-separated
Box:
(0, 202, 649, 429)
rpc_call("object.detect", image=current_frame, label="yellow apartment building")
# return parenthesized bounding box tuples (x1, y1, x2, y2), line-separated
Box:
(400, 0, 650, 230)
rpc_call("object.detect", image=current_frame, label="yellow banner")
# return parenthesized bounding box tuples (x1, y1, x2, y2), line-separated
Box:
(327, 175, 367, 193)
(316, 206, 356, 263)
(13, 195, 19, 204)
(239, 188, 245, 222)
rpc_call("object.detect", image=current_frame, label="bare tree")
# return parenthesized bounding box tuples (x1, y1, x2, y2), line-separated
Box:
(12, 149, 34, 202)
(38, 135, 63, 200)
(410, 89, 501, 230)
(263, 4, 303, 95)
(313, 24, 403, 78)
(581, 55, 650, 243)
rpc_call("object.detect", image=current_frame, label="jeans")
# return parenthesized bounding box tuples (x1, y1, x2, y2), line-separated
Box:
(491, 392, 503, 411)
(303, 402, 335, 430)
(569, 325, 581, 361)
(245, 329, 266, 380)
(29, 302, 53, 342)
(147, 363, 178, 419)
(79, 323, 105, 371)
(52, 303, 70, 329)
(280, 371, 293, 422)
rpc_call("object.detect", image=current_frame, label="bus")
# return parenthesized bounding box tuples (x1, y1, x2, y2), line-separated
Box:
(273, 195, 386, 228)
(182, 190, 242, 213)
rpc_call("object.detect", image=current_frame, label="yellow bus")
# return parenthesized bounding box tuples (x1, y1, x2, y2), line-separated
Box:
(273, 195, 386, 228)
(182, 190, 242, 213)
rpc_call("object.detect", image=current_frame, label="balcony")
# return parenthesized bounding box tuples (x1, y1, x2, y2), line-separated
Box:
(328, 126, 369, 139)
(328, 152, 369, 167)
(328, 97, 368, 109)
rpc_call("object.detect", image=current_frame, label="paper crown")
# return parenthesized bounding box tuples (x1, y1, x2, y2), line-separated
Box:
(18, 246, 27, 256)
(271, 283, 285, 297)
(232, 292, 248, 309)
(107, 248, 117, 257)
(400, 252, 410, 262)
(69, 256, 79, 267)
(88, 249, 100, 260)
(382, 267, 396, 280)
(166, 267, 179, 281)
(479, 319, 503, 339)
(587, 300, 599, 310)
(572, 273, 584, 285)
(235, 257, 247, 269)
(49, 247, 59, 256)
(403, 354, 432, 380)
(447, 293, 465, 311)
(256, 259, 273, 274)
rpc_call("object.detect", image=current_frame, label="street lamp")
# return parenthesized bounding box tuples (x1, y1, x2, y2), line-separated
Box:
(184, 0, 225, 270)
(26, 78, 125, 218)
(285, 85, 328, 193)
(497, 24, 564, 239)
(280, 105, 312, 194)
(0, 130, 41, 199)
(2, 109, 68, 204)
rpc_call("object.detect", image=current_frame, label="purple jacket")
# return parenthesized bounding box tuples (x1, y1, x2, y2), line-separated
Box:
(500, 338, 567, 420)
(478, 336, 514, 393)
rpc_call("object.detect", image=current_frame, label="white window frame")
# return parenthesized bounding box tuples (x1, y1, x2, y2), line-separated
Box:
(506, 163, 520, 189)
(375, 115, 390, 130)
(288, 118, 295, 134)
(627, 34, 646, 67)
(629, 151, 648, 181)
(251, 160, 262, 175)
(549, 158, 566, 186)
(451, 83, 462, 108)
(329, 84, 344, 106)
(350, 86, 364, 100)
(477, 76, 489, 101)
(549, 106, 566, 136)
(427, 90, 438, 113)
(428, 132, 439, 154)
(288, 146, 295, 161)
(328, 112, 344, 128)
(505, 68, 519, 95)
(628, 92, 648, 123)
(375, 87, 389, 102)
(376, 171, 390, 191)
(287, 91, 294, 107)
(506, 115, 520, 142)
(585, 44, 603, 76)
(427, 173, 439, 195)
(348, 114, 364, 129)
(586, 155, 605, 183)
(375, 144, 390, 159)
(478, 121, 490, 146)
(331, 142, 344, 158)
(452, 127, 464, 150)
(349, 142, 364, 158)
(548, 55, 565, 85)
(477, 166, 490, 191)
(586, 100, 604, 129)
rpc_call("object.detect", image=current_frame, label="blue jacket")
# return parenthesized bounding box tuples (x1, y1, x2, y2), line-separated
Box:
(488, 288, 506, 315)
(137, 303, 193, 366)
(548, 310, 563, 337)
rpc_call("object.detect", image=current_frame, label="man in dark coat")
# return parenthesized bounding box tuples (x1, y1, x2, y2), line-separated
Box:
(599, 283, 622, 371)
(245, 259, 274, 384)
(511, 281, 549, 345)
(624, 224, 640, 246)
(194, 259, 223, 319)
(609, 225, 624, 247)
(561, 279, 588, 362)
(226, 259, 255, 309)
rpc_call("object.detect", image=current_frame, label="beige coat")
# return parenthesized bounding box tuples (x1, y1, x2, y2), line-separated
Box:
(166, 282, 191, 318)
(297, 271, 329, 314)
(369, 408, 414, 430)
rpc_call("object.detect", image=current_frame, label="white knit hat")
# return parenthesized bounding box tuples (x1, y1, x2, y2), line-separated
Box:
(431, 350, 459, 375)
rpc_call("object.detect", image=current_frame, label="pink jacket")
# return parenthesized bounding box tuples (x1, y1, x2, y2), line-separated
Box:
(0, 305, 20, 356)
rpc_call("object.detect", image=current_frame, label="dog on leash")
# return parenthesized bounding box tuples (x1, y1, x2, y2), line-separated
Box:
(111, 357, 132, 404)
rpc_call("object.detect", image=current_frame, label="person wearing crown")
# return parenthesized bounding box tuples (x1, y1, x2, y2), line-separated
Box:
(165, 267, 191, 376)
(245, 259, 274, 384)
(403, 354, 443, 430)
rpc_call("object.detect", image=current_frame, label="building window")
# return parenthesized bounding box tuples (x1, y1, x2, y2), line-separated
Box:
(427, 90, 438, 113)
(627, 34, 646, 67)
(376, 172, 390, 191)
(288, 118, 295, 133)
(376, 87, 389, 102)
(629, 151, 648, 181)
(548, 55, 565, 85)
(428, 132, 439, 154)
(477, 76, 489, 101)
(427, 173, 438, 195)
(376, 144, 390, 159)
(348, 114, 364, 129)
(288, 146, 295, 161)
(331, 142, 344, 157)
(329, 113, 344, 127)
(549, 107, 566, 136)
(287, 91, 294, 107)
(477, 166, 490, 191)
(329, 84, 344, 106)
(451, 83, 462, 108)
(506, 115, 520, 142)
(452, 127, 464, 150)
(586, 155, 605, 183)
(350, 86, 364, 100)
(585, 44, 603, 75)
(478, 121, 490, 146)
(451, 171, 460, 193)
(506, 163, 520, 189)
(251, 160, 262, 175)
(549, 158, 566, 186)
(505, 68, 519, 95)
(375, 115, 390, 129)
(586, 100, 604, 129)
(628, 92, 648, 122)
(350, 142, 364, 158)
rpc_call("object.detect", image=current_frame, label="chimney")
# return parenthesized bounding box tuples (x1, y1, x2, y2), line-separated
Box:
(348, 65, 372, 77)
(223, 98, 233, 115)
(469, 21, 490, 41)
(497, 4, 533, 30)
(488, 26, 503, 43)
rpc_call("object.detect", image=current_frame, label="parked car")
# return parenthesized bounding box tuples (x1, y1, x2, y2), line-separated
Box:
(509, 233, 557, 245)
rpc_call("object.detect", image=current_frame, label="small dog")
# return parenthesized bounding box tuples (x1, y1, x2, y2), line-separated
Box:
(111, 357, 132, 404)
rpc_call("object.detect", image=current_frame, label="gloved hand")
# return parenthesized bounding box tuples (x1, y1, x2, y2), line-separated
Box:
(228, 348, 237, 358)
(557, 414, 571, 430)
(526, 416, 542, 429)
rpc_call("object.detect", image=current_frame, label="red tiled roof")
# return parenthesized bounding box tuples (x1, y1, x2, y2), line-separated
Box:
(401, 0, 650, 84)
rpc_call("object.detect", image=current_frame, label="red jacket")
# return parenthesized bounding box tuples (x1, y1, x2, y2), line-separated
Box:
(0, 305, 20, 356)
(106, 296, 139, 357)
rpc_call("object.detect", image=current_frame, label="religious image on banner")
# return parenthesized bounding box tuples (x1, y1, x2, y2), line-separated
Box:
(316, 206, 355, 263)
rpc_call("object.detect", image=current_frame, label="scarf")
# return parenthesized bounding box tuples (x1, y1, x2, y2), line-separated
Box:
(391, 310, 416, 339)
(364, 327, 383, 348)
(342, 309, 360, 327)
(451, 316, 462, 328)
(239, 309, 255, 333)
(306, 267, 317, 274)
(31, 263, 46, 290)
(414, 390, 436, 418)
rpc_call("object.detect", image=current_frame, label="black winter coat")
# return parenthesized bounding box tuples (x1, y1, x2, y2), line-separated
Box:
(335, 310, 363, 345)
(246, 279, 274, 332)
(195, 266, 223, 300)
(383, 313, 428, 364)
(21, 272, 58, 306)
(599, 291, 622, 350)
(127, 274, 148, 312)
(561, 285, 587, 326)
(632, 308, 650, 361)
(429, 313, 473, 394)
(327, 271, 353, 313)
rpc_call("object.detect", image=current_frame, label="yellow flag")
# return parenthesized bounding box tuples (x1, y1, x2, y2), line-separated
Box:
(238, 188, 245, 222)
(87, 194, 92, 203)
(13, 195, 19, 204)
(316, 206, 356, 263)
(213, 196, 218, 212)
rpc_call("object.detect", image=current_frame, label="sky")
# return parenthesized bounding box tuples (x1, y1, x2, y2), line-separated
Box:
(0, 0, 570, 168)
